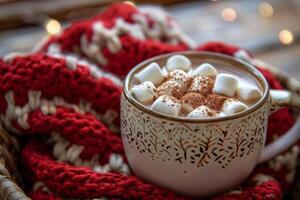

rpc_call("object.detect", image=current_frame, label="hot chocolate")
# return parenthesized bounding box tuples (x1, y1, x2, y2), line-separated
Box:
(130, 54, 262, 118)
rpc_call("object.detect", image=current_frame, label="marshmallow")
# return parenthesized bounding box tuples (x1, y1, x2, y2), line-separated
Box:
(189, 76, 214, 96)
(166, 55, 191, 72)
(187, 105, 217, 119)
(222, 99, 248, 115)
(151, 95, 181, 116)
(167, 69, 191, 88)
(193, 63, 218, 77)
(131, 81, 156, 105)
(180, 93, 205, 113)
(237, 84, 262, 102)
(156, 80, 185, 99)
(213, 73, 238, 97)
(135, 62, 165, 85)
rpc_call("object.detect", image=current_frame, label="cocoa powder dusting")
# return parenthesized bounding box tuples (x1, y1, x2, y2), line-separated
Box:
(188, 76, 214, 96)
(167, 69, 191, 88)
(207, 109, 214, 117)
(180, 93, 205, 109)
(205, 94, 228, 111)
(168, 95, 180, 103)
(157, 80, 185, 99)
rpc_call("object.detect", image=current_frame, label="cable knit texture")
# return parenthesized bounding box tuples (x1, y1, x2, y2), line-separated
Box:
(0, 3, 298, 200)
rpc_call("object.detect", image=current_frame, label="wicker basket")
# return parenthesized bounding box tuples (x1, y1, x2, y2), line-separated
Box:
(0, 60, 299, 200)
(0, 127, 30, 200)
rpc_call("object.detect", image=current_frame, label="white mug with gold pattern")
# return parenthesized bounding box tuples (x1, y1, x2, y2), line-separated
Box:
(121, 52, 300, 197)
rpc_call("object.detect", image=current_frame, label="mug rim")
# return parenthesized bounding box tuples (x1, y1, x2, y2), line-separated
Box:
(123, 51, 270, 123)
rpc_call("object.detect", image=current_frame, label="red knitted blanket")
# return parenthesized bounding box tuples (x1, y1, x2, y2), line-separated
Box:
(0, 3, 298, 200)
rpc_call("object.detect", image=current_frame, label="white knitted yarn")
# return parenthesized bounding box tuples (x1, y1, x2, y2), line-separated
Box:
(2, 90, 119, 133)
(47, 51, 122, 87)
(51, 133, 130, 175)
(47, 8, 195, 67)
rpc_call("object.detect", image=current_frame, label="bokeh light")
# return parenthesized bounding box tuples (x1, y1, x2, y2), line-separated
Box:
(279, 29, 294, 45)
(258, 2, 274, 18)
(45, 19, 61, 35)
(221, 8, 237, 22)
(124, 1, 136, 7)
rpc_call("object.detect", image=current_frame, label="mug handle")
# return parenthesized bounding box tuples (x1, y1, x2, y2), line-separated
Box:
(258, 90, 300, 163)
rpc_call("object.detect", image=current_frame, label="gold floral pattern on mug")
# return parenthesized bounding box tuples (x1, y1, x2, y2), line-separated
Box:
(121, 94, 268, 169)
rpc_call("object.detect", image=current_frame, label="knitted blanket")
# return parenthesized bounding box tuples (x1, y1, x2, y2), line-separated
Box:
(0, 3, 298, 199)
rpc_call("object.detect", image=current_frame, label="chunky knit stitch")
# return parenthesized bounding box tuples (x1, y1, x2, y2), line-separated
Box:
(23, 141, 188, 200)
(0, 3, 298, 200)
(0, 54, 121, 132)
(39, 3, 190, 77)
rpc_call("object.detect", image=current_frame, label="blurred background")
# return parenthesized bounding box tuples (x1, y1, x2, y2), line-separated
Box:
(0, 0, 299, 80)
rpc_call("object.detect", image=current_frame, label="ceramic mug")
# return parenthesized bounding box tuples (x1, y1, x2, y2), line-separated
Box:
(121, 51, 300, 197)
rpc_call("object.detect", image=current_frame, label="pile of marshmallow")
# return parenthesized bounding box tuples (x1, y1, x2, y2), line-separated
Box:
(130, 55, 262, 119)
